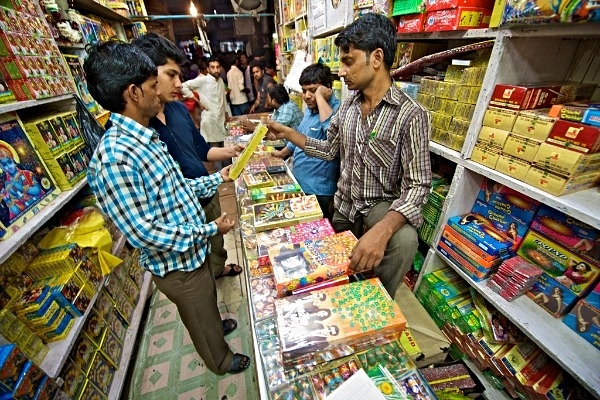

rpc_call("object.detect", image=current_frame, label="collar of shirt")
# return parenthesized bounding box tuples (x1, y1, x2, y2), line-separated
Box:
(109, 112, 159, 144)
(349, 83, 403, 110)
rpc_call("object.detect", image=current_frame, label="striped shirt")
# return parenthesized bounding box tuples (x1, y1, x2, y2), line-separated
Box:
(87, 113, 222, 277)
(304, 83, 431, 228)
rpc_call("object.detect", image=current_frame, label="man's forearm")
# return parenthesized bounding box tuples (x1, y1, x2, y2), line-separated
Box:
(283, 127, 307, 150)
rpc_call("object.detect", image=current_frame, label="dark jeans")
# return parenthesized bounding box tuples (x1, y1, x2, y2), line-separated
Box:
(231, 102, 250, 116)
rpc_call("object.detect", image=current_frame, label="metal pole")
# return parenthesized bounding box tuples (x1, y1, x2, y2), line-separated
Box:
(145, 13, 274, 20)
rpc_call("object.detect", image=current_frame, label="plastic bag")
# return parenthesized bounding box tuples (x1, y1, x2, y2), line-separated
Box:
(75, 94, 105, 159)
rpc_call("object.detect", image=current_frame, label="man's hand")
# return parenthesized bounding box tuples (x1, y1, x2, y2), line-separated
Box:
(241, 119, 256, 132)
(271, 149, 285, 158)
(265, 120, 289, 140)
(315, 85, 333, 102)
(348, 227, 387, 273)
(214, 212, 235, 234)
(220, 165, 233, 182)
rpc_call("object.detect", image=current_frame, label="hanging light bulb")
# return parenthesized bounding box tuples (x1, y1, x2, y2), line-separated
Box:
(190, 1, 198, 17)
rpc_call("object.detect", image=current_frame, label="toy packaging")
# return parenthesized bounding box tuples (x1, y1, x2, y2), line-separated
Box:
(275, 278, 406, 367)
(0, 113, 61, 241)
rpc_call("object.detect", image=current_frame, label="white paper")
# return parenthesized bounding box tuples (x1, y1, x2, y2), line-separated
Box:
(326, 368, 386, 400)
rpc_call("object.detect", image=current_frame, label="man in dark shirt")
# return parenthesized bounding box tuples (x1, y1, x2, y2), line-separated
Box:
(132, 33, 244, 281)
(249, 60, 275, 114)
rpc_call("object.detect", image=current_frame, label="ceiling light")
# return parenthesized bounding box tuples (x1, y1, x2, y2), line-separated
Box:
(190, 1, 198, 17)
(237, 0, 261, 10)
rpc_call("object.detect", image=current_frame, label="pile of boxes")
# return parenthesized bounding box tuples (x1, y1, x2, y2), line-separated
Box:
(394, 0, 494, 33)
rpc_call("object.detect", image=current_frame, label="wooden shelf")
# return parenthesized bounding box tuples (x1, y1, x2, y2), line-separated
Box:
(0, 94, 74, 115)
(429, 141, 463, 164)
(434, 248, 600, 398)
(0, 179, 88, 265)
(107, 271, 153, 400)
(40, 276, 107, 378)
(71, 0, 131, 23)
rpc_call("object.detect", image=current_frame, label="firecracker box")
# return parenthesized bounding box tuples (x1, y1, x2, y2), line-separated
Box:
(120, 276, 140, 305)
(93, 289, 115, 320)
(489, 84, 562, 111)
(392, 42, 445, 69)
(477, 177, 540, 225)
(250, 183, 303, 203)
(78, 380, 107, 400)
(253, 195, 323, 232)
(531, 204, 600, 267)
(58, 360, 86, 400)
(0, 344, 27, 392)
(471, 144, 501, 169)
(22, 117, 64, 158)
(563, 296, 600, 350)
(392, 0, 425, 16)
(12, 360, 45, 400)
(482, 106, 519, 131)
(242, 171, 274, 190)
(415, 267, 463, 301)
(495, 154, 532, 181)
(546, 119, 600, 154)
(69, 334, 96, 375)
(477, 124, 512, 150)
(424, 7, 492, 31)
(437, 240, 494, 281)
(87, 351, 116, 393)
(38, 145, 86, 190)
(527, 272, 580, 317)
(25, 243, 86, 281)
(503, 134, 542, 162)
(499, 339, 540, 377)
(32, 375, 59, 400)
(440, 233, 504, 271)
(288, 218, 335, 243)
(256, 227, 291, 265)
(396, 12, 426, 33)
(425, 0, 493, 11)
(99, 330, 123, 369)
(39, 311, 75, 343)
(113, 291, 135, 324)
(269, 231, 356, 297)
(533, 142, 600, 178)
(82, 308, 107, 346)
(447, 215, 514, 257)
(519, 230, 600, 297)
(105, 311, 128, 343)
(442, 224, 499, 263)
(0, 113, 61, 241)
(275, 278, 407, 364)
(512, 109, 557, 141)
(523, 167, 600, 196)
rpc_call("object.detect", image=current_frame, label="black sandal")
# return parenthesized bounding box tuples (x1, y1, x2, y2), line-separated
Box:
(223, 318, 237, 336)
(228, 353, 251, 374)
(215, 264, 243, 279)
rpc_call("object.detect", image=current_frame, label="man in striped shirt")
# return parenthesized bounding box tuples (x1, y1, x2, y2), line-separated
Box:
(83, 41, 250, 375)
(267, 13, 432, 298)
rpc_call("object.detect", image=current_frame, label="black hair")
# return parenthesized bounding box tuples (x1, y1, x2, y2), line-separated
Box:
(266, 84, 289, 105)
(131, 32, 186, 67)
(83, 41, 157, 113)
(250, 60, 264, 71)
(299, 63, 332, 88)
(208, 55, 221, 65)
(334, 13, 397, 70)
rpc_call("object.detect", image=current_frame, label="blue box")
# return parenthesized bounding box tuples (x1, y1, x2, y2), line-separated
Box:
(0, 344, 27, 392)
(447, 215, 513, 257)
(563, 299, 600, 350)
(527, 272, 579, 318)
(470, 199, 528, 250)
(477, 178, 540, 225)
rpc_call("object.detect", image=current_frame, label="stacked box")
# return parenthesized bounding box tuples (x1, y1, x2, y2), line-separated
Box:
(253, 195, 323, 232)
(563, 282, 600, 349)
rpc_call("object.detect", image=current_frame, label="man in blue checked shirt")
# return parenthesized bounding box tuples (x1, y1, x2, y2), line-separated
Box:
(83, 41, 251, 375)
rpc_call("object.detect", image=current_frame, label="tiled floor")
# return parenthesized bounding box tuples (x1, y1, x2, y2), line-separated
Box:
(127, 183, 261, 399)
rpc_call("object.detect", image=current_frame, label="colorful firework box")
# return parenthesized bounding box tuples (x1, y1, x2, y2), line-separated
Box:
(527, 272, 580, 317)
(289, 218, 336, 244)
(447, 215, 514, 257)
(250, 275, 278, 321)
(257, 227, 292, 264)
(530, 204, 600, 266)
(0, 113, 61, 241)
(250, 183, 303, 203)
(470, 198, 527, 250)
(269, 231, 356, 297)
(274, 278, 407, 365)
(253, 195, 323, 232)
(563, 292, 600, 350)
(477, 177, 540, 225)
(243, 171, 274, 190)
(518, 230, 600, 297)
(487, 256, 543, 301)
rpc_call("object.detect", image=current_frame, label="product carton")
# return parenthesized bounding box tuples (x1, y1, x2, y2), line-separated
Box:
(546, 119, 600, 154)
(489, 84, 562, 110)
(512, 109, 556, 141)
(502, 134, 542, 162)
(471, 144, 501, 169)
(424, 7, 492, 31)
(476, 125, 511, 150)
(494, 154, 532, 181)
(482, 106, 519, 131)
(523, 167, 600, 196)
(533, 142, 600, 178)
(396, 12, 426, 33)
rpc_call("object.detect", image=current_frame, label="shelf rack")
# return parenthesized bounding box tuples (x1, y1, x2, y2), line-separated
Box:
(434, 248, 600, 398)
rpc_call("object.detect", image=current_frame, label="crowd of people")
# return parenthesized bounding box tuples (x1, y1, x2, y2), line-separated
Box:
(82, 12, 431, 379)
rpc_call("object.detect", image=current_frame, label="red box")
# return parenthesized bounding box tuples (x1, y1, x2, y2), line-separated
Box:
(425, 0, 494, 12)
(546, 119, 600, 154)
(489, 84, 562, 110)
(397, 13, 426, 33)
(424, 7, 492, 31)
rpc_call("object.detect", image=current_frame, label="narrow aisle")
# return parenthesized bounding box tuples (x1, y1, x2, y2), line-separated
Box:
(127, 182, 260, 399)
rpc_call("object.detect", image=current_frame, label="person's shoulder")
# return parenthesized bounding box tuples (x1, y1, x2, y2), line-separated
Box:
(165, 100, 188, 114)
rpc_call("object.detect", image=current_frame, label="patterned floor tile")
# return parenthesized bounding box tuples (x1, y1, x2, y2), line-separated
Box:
(138, 361, 171, 395)
(146, 329, 175, 357)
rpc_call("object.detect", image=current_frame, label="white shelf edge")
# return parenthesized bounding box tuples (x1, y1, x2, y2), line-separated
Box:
(397, 28, 499, 40)
(0, 94, 74, 115)
(462, 160, 600, 230)
(433, 248, 600, 398)
(0, 179, 88, 265)
(107, 271, 153, 400)
(39, 275, 107, 378)
(499, 23, 600, 38)
(463, 358, 510, 400)
(429, 141, 464, 164)
(110, 233, 127, 256)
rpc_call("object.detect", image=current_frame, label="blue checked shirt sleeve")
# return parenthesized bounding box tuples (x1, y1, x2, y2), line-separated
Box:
(186, 172, 223, 198)
(90, 161, 218, 254)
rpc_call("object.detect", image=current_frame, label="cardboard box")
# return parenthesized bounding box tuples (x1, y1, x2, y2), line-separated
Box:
(425, 0, 494, 11)
(527, 272, 579, 317)
(471, 144, 501, 169)
(253, 195, 323, 232)
(512, 109, 556, 141)
(471, 198, 526, 248)
(442, 224, 500, 262)
(392, 42, 445, 69)
(523, 167, 600, 196)
(489, 84, 562, 110)
(503, 134, 542, 162)
(563, 299, 599, 350)
(447, 215, 513, 257)
(495, 154, 531, 181)
(424, 7, 492, 31)
(546, 119, 600, 154)
(477, 125, 511, 150)
(396, 12, 426, 33)
(482, 106, 519, 131)
(392, 0, 425, 16)
(533, 142, 600, 177)
(518, 230, 600, 297)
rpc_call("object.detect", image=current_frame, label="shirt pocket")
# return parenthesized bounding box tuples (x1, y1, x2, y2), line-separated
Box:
(366, 136, 396, 169)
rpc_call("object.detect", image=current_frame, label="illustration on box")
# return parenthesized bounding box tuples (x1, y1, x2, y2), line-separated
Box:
(0, 115, 59, 239)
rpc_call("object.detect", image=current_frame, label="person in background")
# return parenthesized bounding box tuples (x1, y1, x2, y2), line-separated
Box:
(83, 40, 250, 375)
(270, 64, 340, 221)
(238, 53, 255, 106)
(265, 61, 279, 83)
(267, 14, 432, 298)
(227, 54, 250, 116)
(242, 84, 303, 132)
(181, 56, 232, 170)
(132, 33, 244, 283)
(249, 60, 275, 114)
